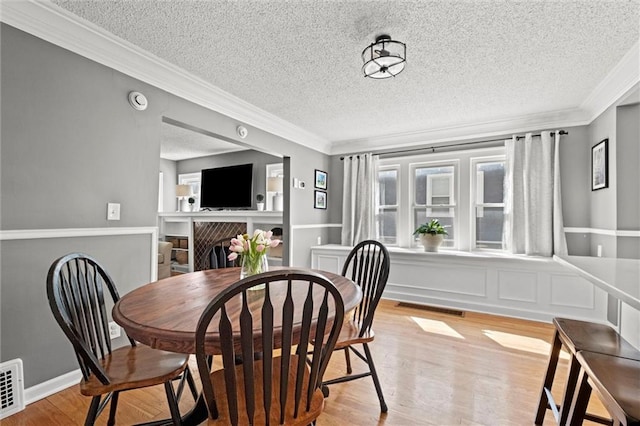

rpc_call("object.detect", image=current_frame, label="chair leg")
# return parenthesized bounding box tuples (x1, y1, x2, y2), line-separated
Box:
(84, 396, 101, 426)
(363, 343, 388, 413)
(535, 330, 562, 425)
(567, 368, 592, 426)
(559, 354, 582, 425)
(185, 366, 199, 401)
(344, 347, 352, 374)
(164, 380, 182, 426)
(106, 391, 119, 426)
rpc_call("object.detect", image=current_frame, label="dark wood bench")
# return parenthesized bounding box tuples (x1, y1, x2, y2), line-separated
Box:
(535, 318, 640, 425)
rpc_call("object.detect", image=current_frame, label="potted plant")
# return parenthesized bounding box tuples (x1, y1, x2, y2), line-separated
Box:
(256, 193, 265, 211)
(413, 219, 448, 252)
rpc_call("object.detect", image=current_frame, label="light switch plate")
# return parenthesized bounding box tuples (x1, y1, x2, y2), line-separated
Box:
(107, 203, 120, 220)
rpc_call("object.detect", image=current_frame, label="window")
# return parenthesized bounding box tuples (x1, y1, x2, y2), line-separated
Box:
(378, 167, 398, 244)
(179, 172, 201, 210)
(412, 163, 457, 248)
(473, 158, 505, 249)
(377, 147, 505, 251)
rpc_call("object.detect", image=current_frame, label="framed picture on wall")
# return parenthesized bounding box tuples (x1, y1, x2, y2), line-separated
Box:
(314, 169, 328, 190)
(314, 190, 327, 209)
(591, 138, 608, 191)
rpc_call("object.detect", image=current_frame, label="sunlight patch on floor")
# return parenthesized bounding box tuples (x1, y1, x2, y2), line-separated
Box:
(410, 316, 465, 339)
(483, 329, 569, 359)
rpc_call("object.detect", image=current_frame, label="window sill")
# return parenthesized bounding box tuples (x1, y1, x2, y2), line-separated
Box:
(311, 244, 556, 267)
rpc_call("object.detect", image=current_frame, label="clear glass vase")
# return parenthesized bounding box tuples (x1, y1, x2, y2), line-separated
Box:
(240, 254, 268, 290)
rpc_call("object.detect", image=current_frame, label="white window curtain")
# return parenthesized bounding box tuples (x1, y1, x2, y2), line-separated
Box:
(503, 131, 567, 256)
(341, 153, 379, 246)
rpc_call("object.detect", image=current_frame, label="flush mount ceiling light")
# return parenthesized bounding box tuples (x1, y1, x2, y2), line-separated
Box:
(362, 34, 406, 79)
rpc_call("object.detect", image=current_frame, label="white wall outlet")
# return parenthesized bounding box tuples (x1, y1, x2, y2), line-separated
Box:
(107, 203, 120, 220)
(317, 236, 322, 245)
(108, 321, 121, 339)
(293, 178, 300, 188)
(597, 244, 603, 257)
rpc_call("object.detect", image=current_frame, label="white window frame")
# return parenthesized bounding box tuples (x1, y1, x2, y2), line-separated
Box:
(265, 163, 284, 211)
(377, 165, 400, 245)
(410, 160, 459, 249)
(379, 146, 505, 252)
(178, 172, 201, 211)
(471, 155, 506, 250)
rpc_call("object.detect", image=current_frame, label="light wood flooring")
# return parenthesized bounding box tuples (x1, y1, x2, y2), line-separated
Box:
(3, 299, 609, 425)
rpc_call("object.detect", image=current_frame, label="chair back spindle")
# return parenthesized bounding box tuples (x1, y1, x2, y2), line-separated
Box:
(201, 236, 239, 270)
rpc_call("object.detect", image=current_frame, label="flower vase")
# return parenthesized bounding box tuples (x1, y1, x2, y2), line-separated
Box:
(240, 254, 268, 290)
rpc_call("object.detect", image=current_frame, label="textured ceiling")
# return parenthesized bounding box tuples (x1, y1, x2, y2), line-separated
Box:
(52, 0, 640, 150)
(160, 121, 246, 160)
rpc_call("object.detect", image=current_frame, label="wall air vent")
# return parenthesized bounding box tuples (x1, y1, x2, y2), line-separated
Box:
(0, 359, 25, 419)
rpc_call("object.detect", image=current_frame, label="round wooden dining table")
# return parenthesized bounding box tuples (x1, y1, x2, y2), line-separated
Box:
(112, 267, 361, 425)
(112, 266, 362, 355)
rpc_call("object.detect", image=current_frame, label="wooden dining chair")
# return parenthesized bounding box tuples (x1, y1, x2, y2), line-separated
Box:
(46, 253, 196, 426)
(200, 236, 239, 270)
(321, 239, 390, 412)
(194, 269, 345, 425)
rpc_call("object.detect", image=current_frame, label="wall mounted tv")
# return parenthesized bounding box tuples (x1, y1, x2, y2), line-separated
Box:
(200, 163, 253, 209)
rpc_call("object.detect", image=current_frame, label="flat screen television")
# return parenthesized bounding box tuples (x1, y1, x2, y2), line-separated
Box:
(200, 163, 253, 209)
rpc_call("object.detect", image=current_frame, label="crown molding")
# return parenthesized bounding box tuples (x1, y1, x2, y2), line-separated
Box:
(580, 41, 640, 122)
(329, 108, 590, 155)
(0, 0, 332, 154)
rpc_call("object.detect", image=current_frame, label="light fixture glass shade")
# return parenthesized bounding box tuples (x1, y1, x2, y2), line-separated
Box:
(362, 34, 406, 79)
(267, 176, 283, 193)
(175, 184, 190, 197)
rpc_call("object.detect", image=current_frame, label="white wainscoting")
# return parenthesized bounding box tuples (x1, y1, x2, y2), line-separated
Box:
(312, 245, 608, 323)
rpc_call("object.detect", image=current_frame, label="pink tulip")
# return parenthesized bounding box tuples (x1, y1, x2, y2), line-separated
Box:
(256, 244, 265, 252)
(266, 231, 273, 239)
(270, 239, 281, 248)
(227, 252, 238, 261)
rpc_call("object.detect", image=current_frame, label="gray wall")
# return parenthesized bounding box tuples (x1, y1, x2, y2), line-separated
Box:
(159, 158, 177, 212)
(586, 85, 640, 258)
(0, 23, 331, 389)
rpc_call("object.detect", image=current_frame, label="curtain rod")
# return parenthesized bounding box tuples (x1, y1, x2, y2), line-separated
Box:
(340, 130, 568, 160)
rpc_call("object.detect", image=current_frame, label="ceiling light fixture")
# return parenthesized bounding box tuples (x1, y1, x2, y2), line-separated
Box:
(362, 34, 406, 79)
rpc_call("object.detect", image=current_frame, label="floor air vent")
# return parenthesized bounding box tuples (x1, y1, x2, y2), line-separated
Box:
(397, 302, 465, 317)
(0, 359, 25, 420)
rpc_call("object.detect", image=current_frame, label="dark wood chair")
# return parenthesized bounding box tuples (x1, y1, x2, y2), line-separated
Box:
(46, 253, 196, 426)
(568, 351, 640, 426)
(321, 239, 390, 412)
(534, 318, 640, 425)
(194, 269, 345, 425)
(200, 236, 239, 270)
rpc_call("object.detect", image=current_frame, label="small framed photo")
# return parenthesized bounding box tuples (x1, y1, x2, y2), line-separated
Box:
(591, 139, 608, 191)
(314, 169, 328, 190)
(314, 190, 327, 209)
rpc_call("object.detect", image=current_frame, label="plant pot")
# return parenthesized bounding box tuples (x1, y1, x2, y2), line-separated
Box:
(257, 202, 265, 211)
(419, 233, 444, 252)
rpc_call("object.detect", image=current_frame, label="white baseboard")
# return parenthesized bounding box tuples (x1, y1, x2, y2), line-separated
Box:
(24, 369, 82, 405)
